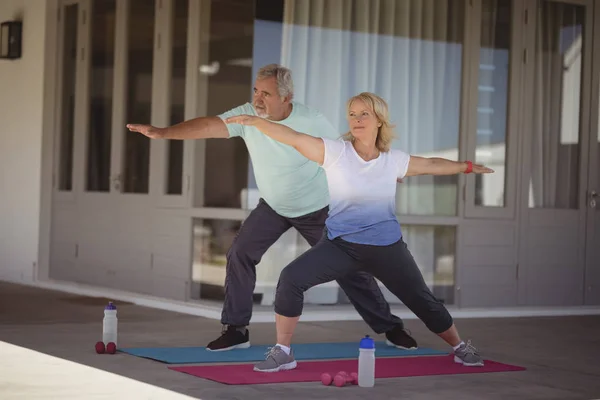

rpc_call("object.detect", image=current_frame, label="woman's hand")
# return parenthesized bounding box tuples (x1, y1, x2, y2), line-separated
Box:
(224, 115, 264, 126)
(225, 114, 325, 165)
(469, 162, 494, 174)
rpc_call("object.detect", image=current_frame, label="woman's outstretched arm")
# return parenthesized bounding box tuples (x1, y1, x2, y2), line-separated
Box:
(224, 115, 325, 164)
(406, 156, 494, 176)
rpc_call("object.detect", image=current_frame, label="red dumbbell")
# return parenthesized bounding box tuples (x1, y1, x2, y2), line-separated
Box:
(106, 342, 117, 354)
(95, 341, 105, 354)
(322, 371, 357, 387)
(321, 372, 333, 386)
(334, 372, 357, 387)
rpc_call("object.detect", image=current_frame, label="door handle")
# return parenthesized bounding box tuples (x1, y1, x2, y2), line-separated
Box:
(589, 190, 598, 208)
(112, 174, 121, 191)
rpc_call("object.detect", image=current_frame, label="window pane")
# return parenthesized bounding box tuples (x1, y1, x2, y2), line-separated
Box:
(190, 218, 335, 303)
(400, 225, 456, 305)
(165, 0, 188, 195)
(87, 0, 115, 192)
(191, 218, 243, 301)
(198, 0, 253, 208)
(279, 0, 464, 216)
(475, 0, 511, 207)
(123, 0, 155, 194)
(528, 1, 583, 209)
(191, 220, 455, 305)
(58, 4, 79, 192)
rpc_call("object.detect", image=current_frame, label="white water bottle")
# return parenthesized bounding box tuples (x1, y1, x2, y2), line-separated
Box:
(102, 301, 118, 346)
(358, 334, 375, 387)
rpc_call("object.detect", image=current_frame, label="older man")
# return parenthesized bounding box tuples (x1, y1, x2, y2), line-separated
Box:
(127, 64, 416, 351)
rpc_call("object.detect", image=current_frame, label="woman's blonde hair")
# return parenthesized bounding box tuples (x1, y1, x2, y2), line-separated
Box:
(342, 92, 395, 152)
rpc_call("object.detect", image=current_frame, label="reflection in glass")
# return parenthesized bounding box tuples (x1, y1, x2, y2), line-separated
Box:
(528, 1, 583, 209)
(475, 0, 511, 207)
(191, 218, 325, 303)
(87, 0, 115, 192)
(165, 0, 188, 195)
(123, 0, 155, 194)
(191, 219, 242, 301)
(58, 4, 78, 192)
(198, 1, 465, 214)
(401, 226, 456, 304)
(281, 0, 464, 216)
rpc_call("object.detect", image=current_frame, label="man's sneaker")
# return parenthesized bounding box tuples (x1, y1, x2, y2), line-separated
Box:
(385, 326, 418, 350)
(206, 326, 250, 351)
(454, 340, 484, 366)
(253, 345, 297, 372)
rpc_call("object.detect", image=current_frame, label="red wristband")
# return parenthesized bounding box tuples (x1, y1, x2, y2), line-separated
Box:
(464, 161, 473, 174)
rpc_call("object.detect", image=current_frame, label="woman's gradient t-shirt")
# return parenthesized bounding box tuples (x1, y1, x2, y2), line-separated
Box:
(320, 138, 411, 246)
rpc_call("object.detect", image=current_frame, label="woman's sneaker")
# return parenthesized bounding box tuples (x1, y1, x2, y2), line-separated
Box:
(253, 345, 297, 372)
(254, 346, 298, 372)
(454, 340, 484, 366)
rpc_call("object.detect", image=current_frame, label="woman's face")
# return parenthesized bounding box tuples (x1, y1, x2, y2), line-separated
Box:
(347, 99, 379, 142)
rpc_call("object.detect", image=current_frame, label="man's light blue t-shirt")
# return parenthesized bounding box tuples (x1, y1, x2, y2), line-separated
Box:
(218, 102, 340, 218)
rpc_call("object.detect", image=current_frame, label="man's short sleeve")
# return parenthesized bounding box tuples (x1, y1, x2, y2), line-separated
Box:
(310, 113, 341, 141)
(321, 138, 345, 169)
(217, 103, 255, 138)
(393, 149, 411, 179)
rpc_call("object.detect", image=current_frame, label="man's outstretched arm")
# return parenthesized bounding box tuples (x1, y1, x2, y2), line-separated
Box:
(127, 116, 230, 140)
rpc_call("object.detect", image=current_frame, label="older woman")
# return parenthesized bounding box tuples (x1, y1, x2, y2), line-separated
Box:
(224, 92, 493, 373)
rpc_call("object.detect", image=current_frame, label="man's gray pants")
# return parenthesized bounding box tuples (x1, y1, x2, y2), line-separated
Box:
(221, 198, 404, 333)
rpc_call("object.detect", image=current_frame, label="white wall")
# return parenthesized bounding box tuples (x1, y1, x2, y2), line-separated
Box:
(0, 0, 48, 283)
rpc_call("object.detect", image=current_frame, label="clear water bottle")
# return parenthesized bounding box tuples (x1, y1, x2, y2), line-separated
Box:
(102, 301, 118, 346)
(358, 334, 375, 387)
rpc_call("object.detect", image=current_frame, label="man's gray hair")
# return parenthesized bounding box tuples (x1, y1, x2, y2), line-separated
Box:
(256, 64, 294, 100)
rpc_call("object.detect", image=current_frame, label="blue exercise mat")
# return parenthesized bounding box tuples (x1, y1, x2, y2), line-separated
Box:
(120, 342, 448, 364)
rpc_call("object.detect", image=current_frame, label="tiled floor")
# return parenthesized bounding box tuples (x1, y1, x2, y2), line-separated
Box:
(1, 281, 600, 400)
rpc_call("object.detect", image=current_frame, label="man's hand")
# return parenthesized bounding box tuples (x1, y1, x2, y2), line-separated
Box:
(126, 124, 164, 139)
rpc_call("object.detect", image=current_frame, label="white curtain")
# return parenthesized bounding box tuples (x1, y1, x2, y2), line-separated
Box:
(280, 0, 463, 294)
(529, 1, 582, 209)
(281, 0, 463, 217)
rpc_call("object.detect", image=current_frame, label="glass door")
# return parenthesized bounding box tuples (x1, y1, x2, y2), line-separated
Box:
(518, 0, 594, 306)
(54, 0, 81, 202)
(464, 0, 521, 220)
(584, 0, 600, 305)
(78, 0, 190, 205)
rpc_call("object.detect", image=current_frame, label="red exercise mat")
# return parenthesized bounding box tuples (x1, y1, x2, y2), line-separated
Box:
(169, 355, 525, 385)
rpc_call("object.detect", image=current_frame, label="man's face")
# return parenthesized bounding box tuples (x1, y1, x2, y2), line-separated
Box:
(252, 77, 290, 120)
